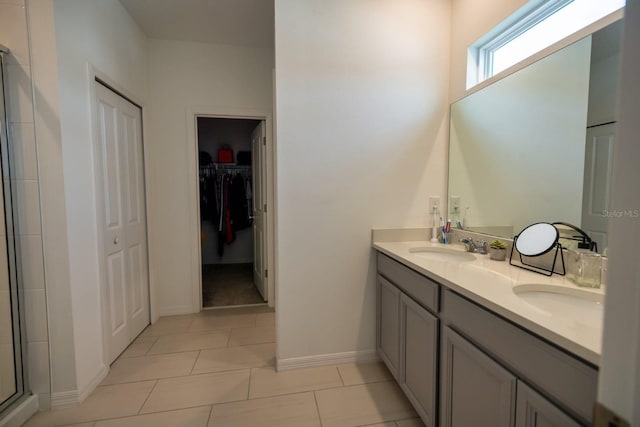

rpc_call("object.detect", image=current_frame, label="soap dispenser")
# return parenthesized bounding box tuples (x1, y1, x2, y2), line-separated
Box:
(566, 248, 602, 288)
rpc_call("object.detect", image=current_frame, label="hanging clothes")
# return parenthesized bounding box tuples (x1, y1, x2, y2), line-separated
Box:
(230, 174, 251, 230)
(198, 164, 252, 258)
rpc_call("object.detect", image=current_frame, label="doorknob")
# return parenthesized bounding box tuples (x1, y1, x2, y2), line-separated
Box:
(114, 237, 119, 245)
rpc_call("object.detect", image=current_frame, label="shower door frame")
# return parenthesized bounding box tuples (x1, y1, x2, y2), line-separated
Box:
(0, 45, 28, 417)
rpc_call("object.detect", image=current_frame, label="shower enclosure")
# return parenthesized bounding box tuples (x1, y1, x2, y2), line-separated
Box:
(0, 44, 28, 416)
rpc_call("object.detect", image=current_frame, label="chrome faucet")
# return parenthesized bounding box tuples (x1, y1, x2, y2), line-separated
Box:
(459, 237, 488, 254)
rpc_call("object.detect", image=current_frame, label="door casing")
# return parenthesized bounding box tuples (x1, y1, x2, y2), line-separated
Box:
(89, 65, 153, 367)
(188, 109, 275, 311)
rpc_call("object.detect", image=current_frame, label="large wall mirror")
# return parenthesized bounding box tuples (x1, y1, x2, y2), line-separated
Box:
(448, 20, 622, 254)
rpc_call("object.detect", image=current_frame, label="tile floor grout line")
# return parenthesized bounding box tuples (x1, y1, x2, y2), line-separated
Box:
(206, 404, 215, 426)
(226, 339, 276, 349)
(336, 366, 346, 386)
(95, 378, 159, 389)
(243, 378, 396, 398)
(142, 343, 230, 358)
(313, 390, 324, 427)
(248, 382, 356, 401)
(144, 340, 157, 357)
(103, 367, 241, 387)
(190, 350, 202, 375)
(99, 365, 388, 391)
(136, 379, 159, 415)
(137, 395, 255, 417)
(393, 416, 424, 426)
(190, 364, 270, 377)
(113, 349, 197, 363)
(81, 403, 216, 425)
(247, 367, 253, 400)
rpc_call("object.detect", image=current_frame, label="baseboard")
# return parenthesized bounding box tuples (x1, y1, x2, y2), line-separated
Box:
(0, 395, 38, 427)
(78, 364, 108, 403)
(276, 349, 379, 371)
(50, 390, 79, 408)
(51, 362, 109, 408)
(158, 304, 196, 316)
(36, 393, 50, 411)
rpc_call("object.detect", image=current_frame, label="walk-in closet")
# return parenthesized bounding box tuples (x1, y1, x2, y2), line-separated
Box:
(198, 117, 267, 308)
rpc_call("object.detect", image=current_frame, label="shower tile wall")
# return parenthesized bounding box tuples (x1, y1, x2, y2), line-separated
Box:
(0, 0, 51, 410)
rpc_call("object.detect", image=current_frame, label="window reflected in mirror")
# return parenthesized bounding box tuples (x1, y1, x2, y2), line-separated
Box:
(449, 20, 622, 255)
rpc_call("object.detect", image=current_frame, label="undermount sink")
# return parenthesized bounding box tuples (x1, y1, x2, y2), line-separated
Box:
(513, 284, 604, 328)
(409, 247, 476, 262)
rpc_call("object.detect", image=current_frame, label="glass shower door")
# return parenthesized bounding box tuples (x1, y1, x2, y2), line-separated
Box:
(0, 48, 26, 414)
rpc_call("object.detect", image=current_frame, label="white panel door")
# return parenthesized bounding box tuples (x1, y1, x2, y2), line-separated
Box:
(95, 83, 149, 364)
(581, 123, 615, 252)
(251, 122, 267, 301)
(119, 98, 150, 339)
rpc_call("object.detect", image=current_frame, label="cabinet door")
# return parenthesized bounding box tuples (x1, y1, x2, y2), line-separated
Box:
(377, 275, 401, 380)
(516, 382, 581, 427)
(440, 326, 516, 427)
(400, 294, 438, 427)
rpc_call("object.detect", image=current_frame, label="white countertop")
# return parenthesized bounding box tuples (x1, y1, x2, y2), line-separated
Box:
(373, 240, 604, 366)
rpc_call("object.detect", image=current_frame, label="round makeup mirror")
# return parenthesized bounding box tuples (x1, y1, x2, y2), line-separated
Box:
(515, 222, 559, 257)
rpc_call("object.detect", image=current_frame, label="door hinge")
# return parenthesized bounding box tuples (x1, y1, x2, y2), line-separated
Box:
(262, 136, 267, 146)
(265, 269, 268, 278)
(264, 203, 267, 213)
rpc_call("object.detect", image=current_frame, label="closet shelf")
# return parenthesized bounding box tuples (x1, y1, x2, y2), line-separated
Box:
(200, 163, 251, 170)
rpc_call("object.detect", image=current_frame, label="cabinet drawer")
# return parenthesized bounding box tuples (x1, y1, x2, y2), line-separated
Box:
(377, 253, 439, 313)
(442, 290, 597, 425)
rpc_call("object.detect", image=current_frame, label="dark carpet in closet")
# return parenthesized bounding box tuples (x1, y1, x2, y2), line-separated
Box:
(202, 263, 264, 307)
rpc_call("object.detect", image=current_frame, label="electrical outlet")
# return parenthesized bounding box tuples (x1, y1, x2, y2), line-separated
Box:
(429, 196, 440, 214)
(450, 196, 461, 214)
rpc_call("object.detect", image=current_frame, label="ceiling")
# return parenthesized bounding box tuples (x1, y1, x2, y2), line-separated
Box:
(119, 0, 274, 48)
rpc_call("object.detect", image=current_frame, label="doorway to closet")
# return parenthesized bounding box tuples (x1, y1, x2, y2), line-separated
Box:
(197, 117, 267, 308)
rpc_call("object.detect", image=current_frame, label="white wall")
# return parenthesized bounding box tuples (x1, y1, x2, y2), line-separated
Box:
(587, 53, 620, 127)
(52, 0, 150, 397)
(28, 0, 150, 404)
(449, 37, 591, 235)
(449, 0, 527, 102)
(597, 0, 640, 423)
(147, 39, 273, 315)
(274, 0, 451, 363)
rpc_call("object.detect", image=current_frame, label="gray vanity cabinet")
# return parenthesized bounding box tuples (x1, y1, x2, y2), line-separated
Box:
(400, 293, 438, 426)
(377, 253, 440, 426)
(440, 325, 516, 427)
(515, 382, 581, 427)
(441, 289, 597, 426)
(376, 251, 595, 427)
(377, 275, 401, 380)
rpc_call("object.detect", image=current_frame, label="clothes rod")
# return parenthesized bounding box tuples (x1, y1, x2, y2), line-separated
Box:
(200, 163, 251, 169)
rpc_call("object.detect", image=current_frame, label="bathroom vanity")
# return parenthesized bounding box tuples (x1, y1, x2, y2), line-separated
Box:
(374, 238, 602, 427)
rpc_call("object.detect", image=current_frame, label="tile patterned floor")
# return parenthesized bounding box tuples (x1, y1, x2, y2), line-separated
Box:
(24, 306, 424, 427)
